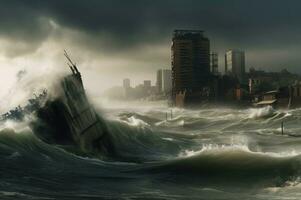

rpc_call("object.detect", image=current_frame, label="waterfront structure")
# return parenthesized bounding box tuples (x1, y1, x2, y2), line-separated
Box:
(171, 30, 211, 106)
(248, 68, 301, 94)
(123, 78, 131, 98)
(156, 70, 162, 93)
(210, 52, 219, 75)
(162, 69, 172, 93)
(225, 50, 245, 83)
(156, 69, 172, 94)
(123, 78, 131, 89)
(144, 80, 151, 88)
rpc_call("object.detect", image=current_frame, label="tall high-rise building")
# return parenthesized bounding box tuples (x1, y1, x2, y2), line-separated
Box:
(156, 70, 162, 93)
(210, 52, 219, 75)
(171, 30, 210, 105)
(225, 50, 245, 82)
(156, 69, 172, 94)
(123, 78, 131, 89)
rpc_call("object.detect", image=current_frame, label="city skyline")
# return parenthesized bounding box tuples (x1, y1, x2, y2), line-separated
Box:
(1, 0, 301, 98)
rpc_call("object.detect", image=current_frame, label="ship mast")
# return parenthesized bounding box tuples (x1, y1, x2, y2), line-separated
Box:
(64, 50, 81, 80)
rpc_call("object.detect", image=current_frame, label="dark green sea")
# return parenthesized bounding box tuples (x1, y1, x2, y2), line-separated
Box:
(1, 101, 301, 199)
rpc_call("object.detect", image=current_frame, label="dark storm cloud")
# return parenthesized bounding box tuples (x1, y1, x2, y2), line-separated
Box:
(1, 0, 301, 69)
(1, 0, 301, 44)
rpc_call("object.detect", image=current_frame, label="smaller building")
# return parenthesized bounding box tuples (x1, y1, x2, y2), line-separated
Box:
(157, 69, 172, 94)
(210, 52, 219, 75)
(123, 78, 131, 89)
(255, 89, 290, 108)
(255, 91, 278, 107)
(225, 50, 245, 83)
(289, 82, 301, 108)
(144, 80, 151, 88)
(162, 69, 172, 94)
(123, 78, 131, 98)
(156, 70, 163, 93)
(248, 76, 274, 94)
(175, 91, 186, 107)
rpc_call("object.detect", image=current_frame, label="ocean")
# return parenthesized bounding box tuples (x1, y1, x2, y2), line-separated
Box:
(1, 100, 301, 200)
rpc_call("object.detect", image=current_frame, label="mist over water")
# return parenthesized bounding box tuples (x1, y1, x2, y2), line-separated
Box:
(2, 96, 301, 199)
(0, 67, 67, 114)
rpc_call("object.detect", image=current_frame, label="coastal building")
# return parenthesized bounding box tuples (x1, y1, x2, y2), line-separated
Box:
(123, 78, 131, 89)
(248, 77, 273, 94)
(225, 50, 245, 83)
(156, 70, 163, 93)
(143, 80, 151, 89)
(254, 82, 301, 109)
(123, 78, 131, 98)
(162, 69, 172, 93)
(156, 69, 172, 94)
(210, 52, 219, 75)
(171, 30, 211, 106)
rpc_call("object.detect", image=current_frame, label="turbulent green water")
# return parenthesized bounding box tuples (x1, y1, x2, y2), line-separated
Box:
(1, 101, 301, 199)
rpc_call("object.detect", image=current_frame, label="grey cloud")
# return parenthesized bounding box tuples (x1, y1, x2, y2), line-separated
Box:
(0, 0, 301, 71)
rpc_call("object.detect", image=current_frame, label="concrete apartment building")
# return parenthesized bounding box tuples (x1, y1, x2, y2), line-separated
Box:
(171, 30, 211, 106)
(225, 50, 246, 83)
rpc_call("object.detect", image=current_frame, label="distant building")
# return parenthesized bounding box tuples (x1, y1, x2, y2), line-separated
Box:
(248, 77, 273, 94)
(123, 78, 131, 98)
(156, 69, 172, 94)
(156, 70, 163, 93)
(171, 30, 211, 106)
(162, 69, 172, 93)
(252, 82, 301, 109)
(123, 78, 131, 89)
(225, 50, 245, 83)
(248, 68, 301, 96)
(144, 80, 151, 88)
(210, 52, 219, 75)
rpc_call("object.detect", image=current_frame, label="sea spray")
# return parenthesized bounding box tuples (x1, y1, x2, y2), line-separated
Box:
(3, 95, 301, 199)
(248, 106, 276, 119)
(122, 116, 151, 127)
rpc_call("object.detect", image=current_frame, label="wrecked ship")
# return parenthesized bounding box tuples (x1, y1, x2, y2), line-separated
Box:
(30, 52, 115, 157)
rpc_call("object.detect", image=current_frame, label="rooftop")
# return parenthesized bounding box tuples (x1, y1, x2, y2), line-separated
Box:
(173, 30, 205, 38)
(256, 100, 277, 105)
(264, 90, 279, 94)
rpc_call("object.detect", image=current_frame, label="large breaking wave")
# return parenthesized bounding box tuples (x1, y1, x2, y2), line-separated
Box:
(2, 100, 301, 199)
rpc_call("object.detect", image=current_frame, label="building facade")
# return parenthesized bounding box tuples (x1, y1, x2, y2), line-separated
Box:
(171, 30, 211, 106)
(123, 78, 131, 89)
(156, 70, 163, 93)
(210, 52, 219, 75)
(123, 78, 131, 98)
(157, 69, 172, 94)
(162, 69, 172, 93)
(225, 50, 245, 83)
(143, 80, 151, 88)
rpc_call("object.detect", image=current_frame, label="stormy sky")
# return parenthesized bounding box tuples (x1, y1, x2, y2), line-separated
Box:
(1, 0, 301, 99)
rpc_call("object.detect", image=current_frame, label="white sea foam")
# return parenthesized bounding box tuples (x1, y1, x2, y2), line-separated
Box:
(247, 106, 276, 119)
(123, 116, 150, 127)
(162, 137, 174, 141)
(0, 114, 34, 133)
(178, 141, 299, 158)
(155, 118, 185, 127)
(178, 143, 251, 158)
